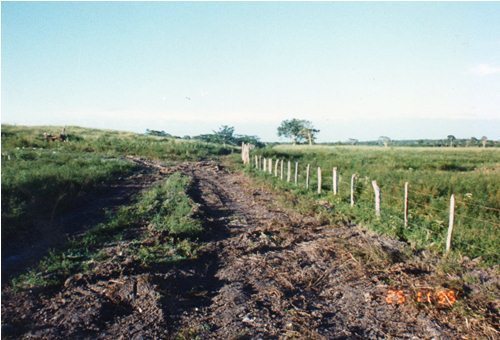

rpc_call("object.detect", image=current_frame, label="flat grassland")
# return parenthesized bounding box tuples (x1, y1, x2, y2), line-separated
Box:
(256, 144, 500, 264)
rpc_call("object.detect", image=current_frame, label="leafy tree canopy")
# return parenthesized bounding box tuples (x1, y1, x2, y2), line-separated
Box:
(193, 125, 264, 147)
(277, 119, 319, 145)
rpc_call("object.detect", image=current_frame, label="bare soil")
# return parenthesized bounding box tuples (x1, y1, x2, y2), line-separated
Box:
(2, 157, 167, 282)
(2, 160, 498, 339)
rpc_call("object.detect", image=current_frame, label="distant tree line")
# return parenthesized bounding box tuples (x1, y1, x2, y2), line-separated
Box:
(147, 123, 496, 148)
(193, 126, 265, 147)
(325, 136, 497, 148)
(145, 126, 265, 147)
(145, 129, 172, 137)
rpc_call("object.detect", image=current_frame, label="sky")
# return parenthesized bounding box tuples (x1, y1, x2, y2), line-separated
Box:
(2, 2, 500, 142)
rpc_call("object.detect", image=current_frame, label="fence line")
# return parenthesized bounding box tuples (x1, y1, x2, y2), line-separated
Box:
(246, 156, 498, 255)
(258, 159, 486, 213)
(453, 214, 500, 227)
(287, 161, 291, 183)
(294, 162, 298, 185)
(455, 200, 500, 213)
(404, 182, 409, 227)
(317, 167, 322, 194)
(446, 194, 455, 253)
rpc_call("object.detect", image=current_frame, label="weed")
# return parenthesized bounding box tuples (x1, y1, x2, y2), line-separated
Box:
(11, 172, 203, 290)
(236, 144, 500, 265)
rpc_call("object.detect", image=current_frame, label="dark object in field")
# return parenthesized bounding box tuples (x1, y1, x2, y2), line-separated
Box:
(43, 128, 67, 142)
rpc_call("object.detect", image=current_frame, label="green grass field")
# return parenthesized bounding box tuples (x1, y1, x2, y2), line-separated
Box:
(1, 124, 232, 241)
(251, 144, 500, 264)
(3, 125, 499, 266)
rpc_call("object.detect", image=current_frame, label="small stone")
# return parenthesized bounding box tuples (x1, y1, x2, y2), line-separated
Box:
(242, 315, 254, 324)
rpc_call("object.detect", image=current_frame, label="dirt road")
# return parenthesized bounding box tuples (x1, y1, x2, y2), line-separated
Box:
(2, 158, 165, 282)
(1, 161, 485, 338)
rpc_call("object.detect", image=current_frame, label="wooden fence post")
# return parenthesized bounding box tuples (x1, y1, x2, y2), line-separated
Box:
(350, 174, 356, 207)
(317, 167, 322, 194)
(306, 164, 310, 189)
(280, 159, 284, 180)
(263, 158, 267, 173)
(404, 182, 409, 227)
(294, 162, 298, 185)
(258, 156, 262, 171)
(446, 194, 455, 253)
(255, 155, 258, 169)
(268, 158, 272, 174)
(332, 167, 338, 195)
(245, 144, 250, 165)
(274, 159, 279, 177)
(241, 143, 250, 165)
(287, 161, 291, 182)
(371, 180, 381, 217)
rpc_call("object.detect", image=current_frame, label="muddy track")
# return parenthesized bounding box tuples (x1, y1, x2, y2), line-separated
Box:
(1, 161, 478, 338)
(175, 162, 458, 338)
(2, 157, 167, 282)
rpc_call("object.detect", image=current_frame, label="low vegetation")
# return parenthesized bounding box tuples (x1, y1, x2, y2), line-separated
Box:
(1, 124, 231, 241)
(12, 172, 202, 290)
(247, 145, 500, 264)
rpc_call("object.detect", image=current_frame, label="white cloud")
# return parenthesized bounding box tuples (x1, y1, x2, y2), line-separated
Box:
(470, 63, 500, 76)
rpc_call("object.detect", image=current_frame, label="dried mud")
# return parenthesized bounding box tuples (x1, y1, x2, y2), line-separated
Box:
(2, 160, 497, 339)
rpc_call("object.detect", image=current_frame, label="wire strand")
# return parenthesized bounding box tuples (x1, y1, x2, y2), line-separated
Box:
(256, 164, 499, 220)
(455, 200, 500, 213)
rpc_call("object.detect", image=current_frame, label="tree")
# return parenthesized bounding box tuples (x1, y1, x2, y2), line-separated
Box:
(447, 135, 456, 147)
(481, 136, 488, 148)
(234, 134, 265, 148)
(379, 136, 391, 148)
(277, 119, 319, 145)
(213, 125, 235, 146)
(145, 129, 170, 137)
(300, 124, 320, 146)
(468, 137, 478, 147)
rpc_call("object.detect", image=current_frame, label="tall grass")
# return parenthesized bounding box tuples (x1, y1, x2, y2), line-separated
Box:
(1, 124, 231, 242)
(1, 149, 135, 240)
(251, 145, 500, 264)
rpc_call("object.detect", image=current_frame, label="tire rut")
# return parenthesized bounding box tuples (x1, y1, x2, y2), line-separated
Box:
(173, 161, 459, 339)
(2, 160, 468, 338)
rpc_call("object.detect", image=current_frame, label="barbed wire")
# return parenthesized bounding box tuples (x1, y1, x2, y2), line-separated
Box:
(254, 163, 499, 215)
(253, 162, 500, 229)
(455, 200, 500, 213)
(454, 214, 500, 227)
(254, 158, 500, 230)
(309, 169, 500, 213)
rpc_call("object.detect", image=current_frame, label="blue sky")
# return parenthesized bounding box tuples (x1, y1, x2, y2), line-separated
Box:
(2, 2, 500, 142)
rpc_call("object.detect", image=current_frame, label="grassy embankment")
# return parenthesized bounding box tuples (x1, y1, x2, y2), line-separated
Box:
(12, 172, 202, 289)
(1, 124, 231, 241)
(246, 145, 500, 265)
